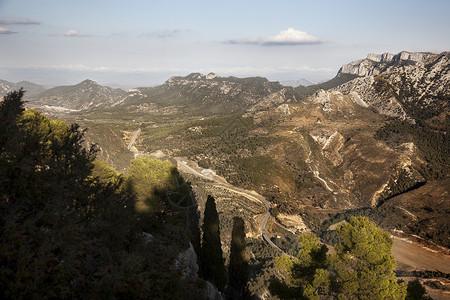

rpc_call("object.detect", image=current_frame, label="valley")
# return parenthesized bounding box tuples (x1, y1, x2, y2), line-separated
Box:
(2, 50, 449, 299)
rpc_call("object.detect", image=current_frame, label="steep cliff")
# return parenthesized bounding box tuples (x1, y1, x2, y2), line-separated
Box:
(338, 51, 436, 77)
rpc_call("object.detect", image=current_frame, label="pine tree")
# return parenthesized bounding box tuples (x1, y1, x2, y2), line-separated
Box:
(331, 216, 407, 299)
(200, 195, 227, 291)
(406, 279, 432, 300)
(228, 217, 248, 299)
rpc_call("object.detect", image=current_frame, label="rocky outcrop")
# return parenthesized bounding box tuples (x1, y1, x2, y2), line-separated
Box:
(310, 129, 345, 166)
(333, 76, 408, 119)
(338, 51, 435, 77)
(367, 51, 435, 63)
(174, 243, 199, 279)
(333, 52, 449, 120)
(174, 242, 222, 299)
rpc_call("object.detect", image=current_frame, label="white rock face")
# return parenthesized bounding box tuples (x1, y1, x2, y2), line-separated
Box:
(333, 76, 408, 119)
(277, 103, 291, 115)
(334, 52, 449, 119)
(206, 72, 219, 80)
(339, 51, 436, 77)
(348, 91, 369, 107)
(366, 51, 433, 63)
(310, 129, 345, 166)
(311, 89, 349, 113)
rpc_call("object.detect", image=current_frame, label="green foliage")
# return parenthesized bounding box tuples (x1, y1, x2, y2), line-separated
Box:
(200, 195, 227, 291)
(331, 217, 406, 300)
(228, 217, 249, 299)
(272, 217, 406, 299)
(272, 233, 330, 299)
(125, 156, 196, 232)
(91, 159, 122, 185)
(0, 91, 204, 299)
(126, 156, 177, 213)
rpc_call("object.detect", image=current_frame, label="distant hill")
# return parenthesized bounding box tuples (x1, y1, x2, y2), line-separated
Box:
(117, 73, 302, 115)
(295, 73, 359, 97)
(281, 78, 317, 87)
(0, 79, 47, 97)
(28, 79, 127, 111)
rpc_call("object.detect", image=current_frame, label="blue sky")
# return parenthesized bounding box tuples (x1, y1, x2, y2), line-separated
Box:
(0, 0, 449, 87)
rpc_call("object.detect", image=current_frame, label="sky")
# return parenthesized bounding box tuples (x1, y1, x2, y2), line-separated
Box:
(0, 0, 449, 88)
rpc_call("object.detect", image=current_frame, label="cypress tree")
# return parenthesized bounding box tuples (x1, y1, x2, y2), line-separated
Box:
(200, 195, 226, 291)
(228, 217, 249, 299)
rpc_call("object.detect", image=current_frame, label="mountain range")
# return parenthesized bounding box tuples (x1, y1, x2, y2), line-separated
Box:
(2, 50, 449, 298)
(2, 51, 449, 240)
(0, 79, 47, 97)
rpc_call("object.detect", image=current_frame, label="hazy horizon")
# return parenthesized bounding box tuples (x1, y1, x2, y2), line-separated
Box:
(1, 0, 449, 87)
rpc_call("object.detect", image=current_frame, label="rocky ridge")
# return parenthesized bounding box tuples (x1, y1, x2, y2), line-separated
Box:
(330, 52, 449, 119)
(28, 79, 128, 111)
(338, 51, 436, 77)
(121, 72, 300, 115)
(0, 79, 47, 97)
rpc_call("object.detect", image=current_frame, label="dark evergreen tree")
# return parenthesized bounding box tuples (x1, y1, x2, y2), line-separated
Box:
(227, 217, 249, 299)
(406, 279, 432, 300)
(200, 195, 227, 291)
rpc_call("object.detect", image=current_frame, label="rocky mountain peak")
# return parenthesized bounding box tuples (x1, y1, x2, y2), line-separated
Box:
(338, 51, 436, 77)
(79, 79, 98, 86)
(332, 51, 449, 120)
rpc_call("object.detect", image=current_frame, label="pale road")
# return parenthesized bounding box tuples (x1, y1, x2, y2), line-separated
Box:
(392, 237, 450, 273)
(128, 128, 141, 151)
(177, 161, 285, 254)
(128, 128, 287, 255)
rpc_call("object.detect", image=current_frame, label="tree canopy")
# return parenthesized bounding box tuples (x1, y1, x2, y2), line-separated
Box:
(272, 217, 407, 300)
(0, 90, 205, 299)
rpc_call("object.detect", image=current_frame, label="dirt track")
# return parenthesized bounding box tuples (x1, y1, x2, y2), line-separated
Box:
(392, 237, 450, 273)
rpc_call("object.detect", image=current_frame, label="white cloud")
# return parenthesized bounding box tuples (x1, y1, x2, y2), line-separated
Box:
(0, 19, 41, 25)
(0, 26, 17, 34)
(226, 28, 325, 46)
(64, 30, 90, 37)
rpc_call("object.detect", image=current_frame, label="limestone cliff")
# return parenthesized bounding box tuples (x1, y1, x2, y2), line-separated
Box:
(338, 51, 435, 77)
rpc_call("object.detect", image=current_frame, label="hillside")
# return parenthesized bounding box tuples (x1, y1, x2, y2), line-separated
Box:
(28, 79, 128, 111)
(114, 72, 301, 116)
(334, 52, 449, 120)
(0, 79, 47, 97)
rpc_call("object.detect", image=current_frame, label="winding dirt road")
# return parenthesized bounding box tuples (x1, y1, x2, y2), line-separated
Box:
(177, 161, 285, 254)
(127, 128, 285, 253)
